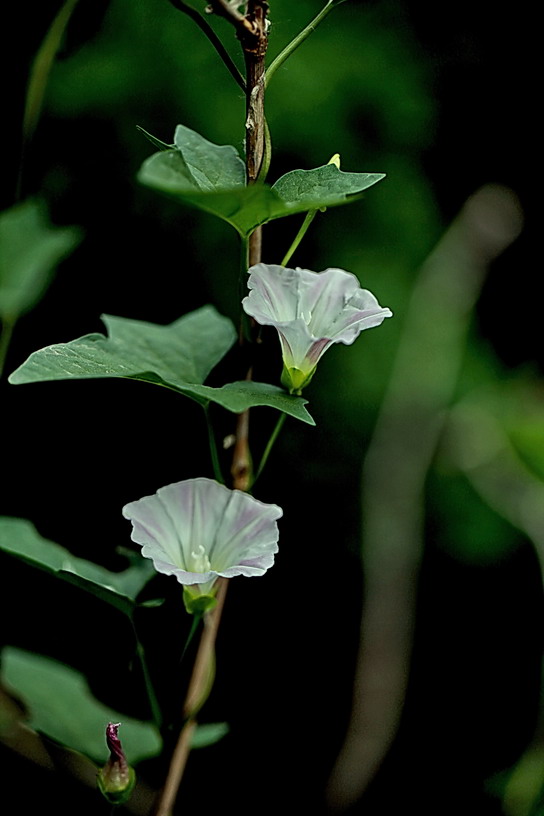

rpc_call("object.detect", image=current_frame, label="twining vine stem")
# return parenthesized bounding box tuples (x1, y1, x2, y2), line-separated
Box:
(167, 0, 245, 90)
(151, 6, 270, 813)
(230, 0, 270, 491)
(151, 580, 228, 816)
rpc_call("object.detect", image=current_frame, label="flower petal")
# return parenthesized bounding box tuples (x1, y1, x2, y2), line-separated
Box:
(297, 267, 361, 337)
(209, 489, 282, 574)
(242, 264, 392, 387)
(242, 263, 302, 324)
(123, 478, 282, 587)
(326, 287, 393, 344)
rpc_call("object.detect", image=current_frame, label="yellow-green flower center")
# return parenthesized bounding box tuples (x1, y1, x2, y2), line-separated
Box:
(189, 544, 211, 573)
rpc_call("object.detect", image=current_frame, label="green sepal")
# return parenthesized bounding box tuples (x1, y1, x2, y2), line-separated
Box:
(281, 363, 316, 394)
(183, 588, 218, 616)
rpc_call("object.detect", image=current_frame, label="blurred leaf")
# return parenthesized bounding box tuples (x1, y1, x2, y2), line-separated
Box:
(23, 0, 80, 142)
(0, 200, 81, 323)
(9, 307, 314, 423)
(487, 747, 544, 816)
(138, 125, 384, 236)
(1, 648, 161, 763)
(494, 382, 544, 484)
(442, 380, 544, 562)
(510, 423, 544, 482)
(428, 472, 519, 564)
(191, 721, 229, 749)
(0, 517, 154, 615)
(9, 306, 236, 389)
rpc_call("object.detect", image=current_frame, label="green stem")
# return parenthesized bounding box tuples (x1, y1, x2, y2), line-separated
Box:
(204, 406, 225, 483)
(252, 412, 286, 486)
(257, 118, 272, 183)
(180, 613, 203, 664)
(152, 582, 227, 816)
(167, 0, 246, 91)
(281, 210, 318, 266)
(266, 0, 344, 88)
(130, 618, 163, 730)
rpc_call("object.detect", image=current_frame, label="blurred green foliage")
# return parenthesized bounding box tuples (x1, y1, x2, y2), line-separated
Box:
(1, 647, 161, 763)
(1, 2, 540, 813)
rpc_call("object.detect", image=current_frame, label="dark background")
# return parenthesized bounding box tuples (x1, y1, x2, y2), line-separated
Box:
(1, 1, 539, 814)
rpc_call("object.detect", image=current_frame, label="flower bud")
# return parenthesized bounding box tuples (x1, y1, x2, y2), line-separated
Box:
(97, 722, 136, 805)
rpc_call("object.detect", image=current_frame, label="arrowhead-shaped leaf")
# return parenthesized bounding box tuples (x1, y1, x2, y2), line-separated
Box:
(138, 125, 385, 236)
(271, 163, 385, 211)
(1, 648, 161, 763)
(9, 306, 315, 423)
(9, 306, 236, 389)
(0, 517, 154, 615)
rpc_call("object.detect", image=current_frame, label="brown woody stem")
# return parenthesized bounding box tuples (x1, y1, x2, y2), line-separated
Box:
(153, 7, 270, 810)
(230, 1, 269, 491)
(151, 580, 228, 816)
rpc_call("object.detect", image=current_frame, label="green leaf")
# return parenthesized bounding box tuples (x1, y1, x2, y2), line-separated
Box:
(172, 123, 246, 191)
(138, 125, 385, 237)
(137, 123, 248, 231)
(9, 307, 315, 424)
(187, 381, 315, 425)
(191, 722, 229, 749)
(1, 648, 161, 763)
(0, 517, 154, 615)
(139, 150, 277, 237)
(0, 199, 81, 322)
(9, 306, 236, 389)
(271, 163, 385, 211)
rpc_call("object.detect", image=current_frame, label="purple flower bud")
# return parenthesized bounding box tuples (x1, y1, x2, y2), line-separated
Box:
(97, 722, 136, 805)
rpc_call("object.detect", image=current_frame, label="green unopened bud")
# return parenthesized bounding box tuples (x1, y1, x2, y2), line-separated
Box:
(97, 723, 136, 805)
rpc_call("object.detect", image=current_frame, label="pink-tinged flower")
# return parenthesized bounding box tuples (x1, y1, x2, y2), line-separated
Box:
(122, 479, 282, 605)
(242, 263, 392, 393)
